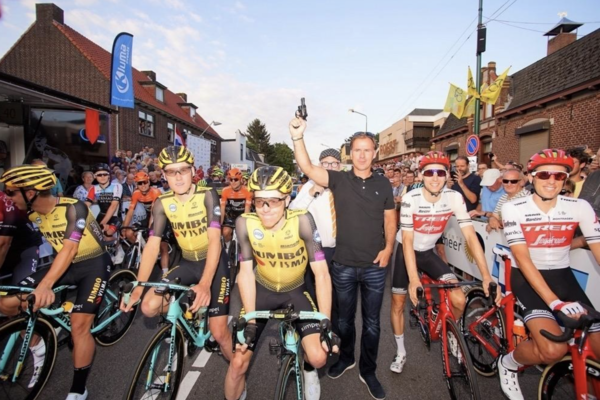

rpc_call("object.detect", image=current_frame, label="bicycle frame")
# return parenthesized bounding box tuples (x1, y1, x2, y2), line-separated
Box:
(466, 256, 519, 359)
(126, 281, 210, 393)
(0, 283, 128, 382)
(236, 309, 329, 400)
(568, 330, 600, 398)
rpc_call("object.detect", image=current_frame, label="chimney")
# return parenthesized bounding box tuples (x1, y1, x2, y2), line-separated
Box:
(141, 70, 156, 81)
(487, 61, 497, 82)
(177, 93, 188, 102)
(36, 3, 64, 25)
(544, 17, 583, 56)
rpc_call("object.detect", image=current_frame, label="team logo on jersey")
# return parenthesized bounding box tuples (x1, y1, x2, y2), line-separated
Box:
(76, 218, 86, 230)
(253, 229, 264, 240)
(35, 217, 42, 225)
(169, 204, 177, 212)
(214, 206, 221, 216)
(313, 231, 322, 243)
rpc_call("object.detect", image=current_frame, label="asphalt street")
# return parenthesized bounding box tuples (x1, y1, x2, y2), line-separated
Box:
(39, 268, 540, 400)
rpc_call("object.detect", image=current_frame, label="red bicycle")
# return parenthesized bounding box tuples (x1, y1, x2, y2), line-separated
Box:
(409, 273, 481, 400)
(538, 304, 600, 399)
(461, 246, 530, 376)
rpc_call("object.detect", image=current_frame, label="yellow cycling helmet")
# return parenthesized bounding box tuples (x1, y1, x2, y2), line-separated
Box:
(0, 165, 57, 191)
(248, 166, 292, 194)
(157, 146, 194, 169)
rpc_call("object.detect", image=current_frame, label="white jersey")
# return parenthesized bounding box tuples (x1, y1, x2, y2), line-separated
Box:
(501, 195, 600, 270)
(399, 188, 473, 251)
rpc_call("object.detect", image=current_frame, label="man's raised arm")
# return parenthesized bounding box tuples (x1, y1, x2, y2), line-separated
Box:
(289, 116, 329, 188)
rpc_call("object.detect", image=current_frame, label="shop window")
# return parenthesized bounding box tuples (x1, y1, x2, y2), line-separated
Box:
(139, 111, 154, 137)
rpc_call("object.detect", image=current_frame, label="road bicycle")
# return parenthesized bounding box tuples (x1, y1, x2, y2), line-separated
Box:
(232, 304, 335, 400)
(461, 246, 530, 376)
(0, 268, 137, 400)
(409, 274, 481, 400)
(124, 280, 211, 400)
(538, 303, 600, 399)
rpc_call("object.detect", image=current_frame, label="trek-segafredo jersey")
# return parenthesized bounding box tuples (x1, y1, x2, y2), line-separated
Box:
(399, 188, 472, 252)
(502, 195, 600, 270)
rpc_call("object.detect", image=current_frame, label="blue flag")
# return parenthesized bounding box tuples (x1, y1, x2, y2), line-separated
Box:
(110, 32, 134, 108)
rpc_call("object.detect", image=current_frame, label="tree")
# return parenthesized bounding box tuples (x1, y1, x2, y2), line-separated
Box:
(245, 119, 271, 155)
(268, 143, 296, 174)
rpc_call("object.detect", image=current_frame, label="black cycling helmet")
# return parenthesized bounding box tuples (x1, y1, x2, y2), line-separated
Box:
(93, 163, 110, 173)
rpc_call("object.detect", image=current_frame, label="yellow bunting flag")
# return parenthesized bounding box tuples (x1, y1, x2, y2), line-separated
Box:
(443, 84, 467, 118)
(481, 66, 511, 105)
(467, 67, 478, 98)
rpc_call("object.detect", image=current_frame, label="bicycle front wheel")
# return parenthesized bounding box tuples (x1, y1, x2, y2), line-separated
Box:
(0, 317, 58, 400)
(538, 356, 600, 400)
(94, 269, 138, 346)
(126, 324, 185, 400)
(274, 353, 303, 400)
(441, 317, 481, 400)
(462, 287, 506, 376)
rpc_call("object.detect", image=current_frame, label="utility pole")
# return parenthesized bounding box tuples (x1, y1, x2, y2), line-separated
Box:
(474, 0, 486, 136)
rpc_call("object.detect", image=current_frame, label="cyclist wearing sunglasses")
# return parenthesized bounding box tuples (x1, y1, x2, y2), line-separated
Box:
(498, 149, 600, 400)
(120, 146, 232, 362)
(486, 169, 529, 232)
(225, 166, 338, 400)
(0, 165, 111, 400)
(220, 168, 252, 251)
(122, 172, 161, 242)
(85, 163, 123, 239)
(392, 151, 498, 374)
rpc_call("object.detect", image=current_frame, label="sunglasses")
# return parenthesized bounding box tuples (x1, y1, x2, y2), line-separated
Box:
(254, 197, 286, 208)
(531, 170, 569, 181)
(502, 179, 520, 184)
(136, 181, 149, 186)
(230, 178, 240, 182)
(321, 162, 341, 168)
(4, 189, 18, 197)
(422, 169, 448, 178)
(95, 173, 110, 177)
(163, 166, 192, 177)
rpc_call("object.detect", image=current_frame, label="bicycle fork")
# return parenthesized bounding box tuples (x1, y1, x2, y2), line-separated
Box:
(0, 315, 36, 382)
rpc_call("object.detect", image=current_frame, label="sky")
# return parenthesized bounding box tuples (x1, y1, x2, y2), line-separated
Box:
(1, 0, 600, 161)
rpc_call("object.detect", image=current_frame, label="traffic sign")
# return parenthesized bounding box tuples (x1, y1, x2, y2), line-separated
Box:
(465, 135, 480, 156)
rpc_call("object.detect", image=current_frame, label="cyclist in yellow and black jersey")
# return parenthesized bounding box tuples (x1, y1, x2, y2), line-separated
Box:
(0, 165, 111, 400)
(225, 166, 338, 400)
(120, 146, 232, 361)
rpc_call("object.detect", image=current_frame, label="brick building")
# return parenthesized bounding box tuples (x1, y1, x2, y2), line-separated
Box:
(432, 20, 600, 165)
(0, 3, 222, 167)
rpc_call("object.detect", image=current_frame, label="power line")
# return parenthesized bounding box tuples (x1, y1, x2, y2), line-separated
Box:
(487, 18, 600, 25)
(380, 17, 477, 128)
(484, 0, 513, 23)
(492, 20, 549, 33)
(485, 0, 519, 23)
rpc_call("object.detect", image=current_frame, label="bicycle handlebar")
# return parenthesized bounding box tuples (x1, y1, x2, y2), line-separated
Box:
(121, 280, 197, 307)
(540, 303, 600, 343)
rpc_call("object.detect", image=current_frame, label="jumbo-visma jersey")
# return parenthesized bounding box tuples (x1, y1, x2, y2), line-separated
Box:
(151, 186, 221, 261)
(236, 209, 325, 292)
(29, 198, 105, 263)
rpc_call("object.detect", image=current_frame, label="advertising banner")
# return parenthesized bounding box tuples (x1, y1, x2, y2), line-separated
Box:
(110, 33, 134, 108)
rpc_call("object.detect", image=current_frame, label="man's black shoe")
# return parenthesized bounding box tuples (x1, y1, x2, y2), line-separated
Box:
(327, 359, 356, 379)
(359, 374, 385, 400)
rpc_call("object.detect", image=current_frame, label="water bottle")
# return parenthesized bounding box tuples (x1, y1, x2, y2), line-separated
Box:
(513, 319, 526, 345)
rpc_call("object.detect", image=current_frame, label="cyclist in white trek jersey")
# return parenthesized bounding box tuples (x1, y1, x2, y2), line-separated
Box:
(498, 149, 600, 400)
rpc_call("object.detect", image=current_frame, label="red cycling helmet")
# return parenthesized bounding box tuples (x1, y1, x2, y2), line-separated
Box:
(527, 149, 574, 173)
(134, 171, 149, 182)
(227, 168, 242, 180)
(419, 151, 451, 171)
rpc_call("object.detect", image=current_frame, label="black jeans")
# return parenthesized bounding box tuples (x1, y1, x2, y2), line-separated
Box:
(304, 247, 338, 333)
(331, 262, 387, 376)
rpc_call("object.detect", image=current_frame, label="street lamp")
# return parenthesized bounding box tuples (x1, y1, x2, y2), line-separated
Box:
(348, 109, 368, 133)
(199, 121, 222, 138)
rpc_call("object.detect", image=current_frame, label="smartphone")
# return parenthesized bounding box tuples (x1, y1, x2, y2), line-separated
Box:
(297, 98, 308, 120)
(450, 167, 458, 180)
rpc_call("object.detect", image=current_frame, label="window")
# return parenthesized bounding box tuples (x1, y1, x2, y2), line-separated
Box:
(190, 108, 195, 118)
(183, 128, 192, 137)
(167, 122, 174, 142)
(139, 111, 154, 137)
(240, 144, 244, 161)
(156, 87, 164, 102)
(447, 151, 458, 161)
(210, 139, 217, 154)
(482, 141, 492, 154)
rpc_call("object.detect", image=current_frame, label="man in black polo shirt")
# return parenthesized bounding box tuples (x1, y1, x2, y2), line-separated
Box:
(448, 155, 481, 212)
(289, 117, 395, 400)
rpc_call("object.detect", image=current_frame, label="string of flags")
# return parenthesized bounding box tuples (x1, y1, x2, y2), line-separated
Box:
(444, 66, 510, 119)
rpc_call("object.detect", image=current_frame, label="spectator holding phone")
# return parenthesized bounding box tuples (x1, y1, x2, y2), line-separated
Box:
(447, 156, 481, 212)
